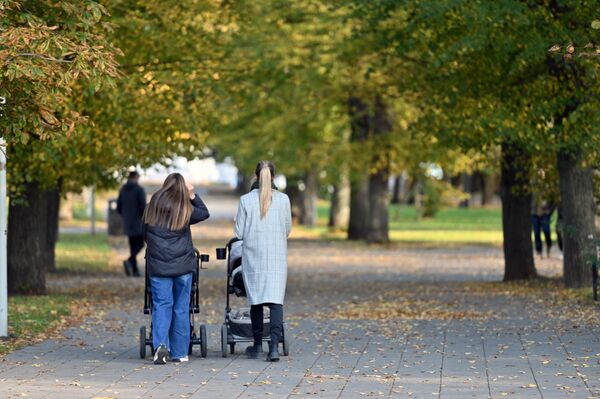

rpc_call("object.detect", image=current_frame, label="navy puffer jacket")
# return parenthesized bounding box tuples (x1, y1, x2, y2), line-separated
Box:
(144, 195, 210, 277)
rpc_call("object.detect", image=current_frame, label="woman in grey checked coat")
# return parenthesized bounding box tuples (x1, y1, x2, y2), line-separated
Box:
(234, 160, 292, 362)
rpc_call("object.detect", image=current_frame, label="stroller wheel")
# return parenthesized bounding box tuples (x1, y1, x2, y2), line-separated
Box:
(282, 323, 290, 356)
(221, 324, 229, 358)
(139, 326, 146, 359)
(230, 343, 235, 355)
(200, 325, 208, 358)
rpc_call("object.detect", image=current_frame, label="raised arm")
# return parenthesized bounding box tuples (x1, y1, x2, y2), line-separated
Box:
(234, 198, 246, 240)
(189, 194, 210, 224)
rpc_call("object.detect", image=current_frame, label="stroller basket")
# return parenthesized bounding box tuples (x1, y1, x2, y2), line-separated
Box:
(229, 307, 271, 338)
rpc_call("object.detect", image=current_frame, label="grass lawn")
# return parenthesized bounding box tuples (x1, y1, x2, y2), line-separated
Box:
(0, 295, 72, 355)
(55, 233, 112, 273)
(1, 233, 112, 355)
(310, 201, 553, 246)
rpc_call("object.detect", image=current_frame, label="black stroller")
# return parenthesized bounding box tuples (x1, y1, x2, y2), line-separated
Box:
(216, 238, 289, 357)
(139, 250, 209, 359)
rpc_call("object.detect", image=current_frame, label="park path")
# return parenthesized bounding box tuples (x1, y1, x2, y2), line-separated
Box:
(0, 191, 598, 399)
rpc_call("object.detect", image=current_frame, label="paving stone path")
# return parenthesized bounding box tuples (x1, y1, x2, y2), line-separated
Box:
(0, 193, 598, 399)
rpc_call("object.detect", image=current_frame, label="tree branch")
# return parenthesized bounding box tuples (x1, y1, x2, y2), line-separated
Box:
(2, 53, 74, 64)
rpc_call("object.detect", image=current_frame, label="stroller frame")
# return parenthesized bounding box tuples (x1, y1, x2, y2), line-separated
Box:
(139, 249, 209, 359)
(217, 238, 289, 358)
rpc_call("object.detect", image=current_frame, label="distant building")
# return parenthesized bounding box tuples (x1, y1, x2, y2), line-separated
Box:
(139, 157, 238, 188)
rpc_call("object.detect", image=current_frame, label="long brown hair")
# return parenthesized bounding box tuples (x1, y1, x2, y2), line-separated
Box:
(143, 173, 192, 231)
(255, 161, 275, 219)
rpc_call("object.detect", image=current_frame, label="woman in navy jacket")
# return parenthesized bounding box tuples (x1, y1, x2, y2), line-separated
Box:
(143, 173, 209, 364)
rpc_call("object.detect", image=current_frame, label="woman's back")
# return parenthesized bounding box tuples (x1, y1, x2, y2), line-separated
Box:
(233, 161, 290, 362)
(236, 189, 291, 238)
(234, 189, 291, 305)
(144, 173, 210, 277)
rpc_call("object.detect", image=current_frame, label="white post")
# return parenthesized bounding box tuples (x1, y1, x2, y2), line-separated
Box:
(90, 185, 96, 236)
(0, 137, 8, 337)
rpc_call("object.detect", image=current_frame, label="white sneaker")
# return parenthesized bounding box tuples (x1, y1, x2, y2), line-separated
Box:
(153, 345, 169, 365)
(172, 356, 189, 363)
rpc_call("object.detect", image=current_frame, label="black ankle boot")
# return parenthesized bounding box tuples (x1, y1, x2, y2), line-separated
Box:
(266, 342, 279, 362)
(245, 343, 263, 359)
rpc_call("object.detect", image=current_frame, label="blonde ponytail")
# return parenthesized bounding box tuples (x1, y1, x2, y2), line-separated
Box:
(259, 166, 272, 219)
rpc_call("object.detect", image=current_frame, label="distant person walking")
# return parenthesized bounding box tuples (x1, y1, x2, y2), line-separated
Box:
(143, 173, 210, 364)
(117, 171, 147, 277)
(234, 161, 292, 362)
(531, 195, 555, 259)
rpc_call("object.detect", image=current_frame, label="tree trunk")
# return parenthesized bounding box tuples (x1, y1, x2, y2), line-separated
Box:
(481, 172, 498, 206)
(366, 99, 392, 243)
(300, 170, 318, 228)
(367, 169, 390, 243)
(557, 149, 595, 288)
(286, 182, 303, 224)
(329, 171, 350, 230)
(348, 177, 370, 240)
(391, 176, 402, 204)
(413, 178, 424, 220)
(459, 173, 473, 208)
(500, 142, 536, 281)
(347, 96, 371, 240)
(7, 182, 48, 294)
(45, 186, 60, 273)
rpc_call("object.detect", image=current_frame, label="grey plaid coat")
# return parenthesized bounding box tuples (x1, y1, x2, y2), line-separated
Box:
(234, 189, 292, 305)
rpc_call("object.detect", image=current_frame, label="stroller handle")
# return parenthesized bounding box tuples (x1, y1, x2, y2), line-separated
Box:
(217, 237, 241, 260)
(227, 237, 242, 248)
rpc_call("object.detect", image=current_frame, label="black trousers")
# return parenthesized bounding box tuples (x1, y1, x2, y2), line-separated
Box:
(250, 303, 283, 346)
(531, 215, 552, 254)
(128, 235, 144, 273)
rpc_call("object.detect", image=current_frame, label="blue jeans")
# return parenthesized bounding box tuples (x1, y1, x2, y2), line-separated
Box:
(150, 273, 192, 359)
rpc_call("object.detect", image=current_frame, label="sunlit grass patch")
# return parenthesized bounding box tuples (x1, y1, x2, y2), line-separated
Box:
(309, 202, 507, 245)
(55, 233, 111, 273)
(389, 229, 503, 244)
(294, 225, 504, 246)
(0, 233, 113, 355)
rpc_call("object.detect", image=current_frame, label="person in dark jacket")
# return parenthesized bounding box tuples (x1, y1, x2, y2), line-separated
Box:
(117, 171, 147, 277)
(143, 173, 210, 364)
(531, 195, 556, 259)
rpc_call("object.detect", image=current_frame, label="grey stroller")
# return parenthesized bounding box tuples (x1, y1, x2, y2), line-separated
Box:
(216, 238, 289, 357)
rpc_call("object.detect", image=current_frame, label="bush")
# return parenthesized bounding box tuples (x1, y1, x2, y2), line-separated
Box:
(422, 179, 470, 218)
(422, 178, 443, 217)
